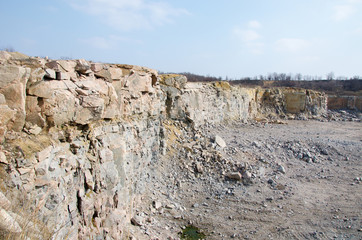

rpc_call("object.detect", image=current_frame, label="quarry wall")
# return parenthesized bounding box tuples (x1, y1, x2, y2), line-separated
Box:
(0, 52, 327, 239)
(327, 95, 362, 111)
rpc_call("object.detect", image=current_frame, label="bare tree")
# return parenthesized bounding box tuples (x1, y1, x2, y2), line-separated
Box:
(326, 72, 335, 80)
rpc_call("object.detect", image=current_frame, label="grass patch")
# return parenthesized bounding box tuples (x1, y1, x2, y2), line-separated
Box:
(179, 225, 206, 240)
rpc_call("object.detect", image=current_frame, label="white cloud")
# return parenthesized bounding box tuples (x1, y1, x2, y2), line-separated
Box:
(275, 38, 309, 53)
(68, 0, 189, 31)
(247, 20, 262, 29)
(233, 20, 264, 54)
(333, 5, 356, 21)
(233, 26, 264, 54)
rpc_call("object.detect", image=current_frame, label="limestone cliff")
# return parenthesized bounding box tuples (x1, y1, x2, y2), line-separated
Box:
(0, 52, 327, 239)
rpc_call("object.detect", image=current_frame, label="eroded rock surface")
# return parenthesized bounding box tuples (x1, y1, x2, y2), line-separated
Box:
(0, 51, 356, 239)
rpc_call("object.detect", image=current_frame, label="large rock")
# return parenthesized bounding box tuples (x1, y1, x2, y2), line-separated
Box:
(0, 65, 30, 131)
(0, 208, 22, 233)
(125, 71, 154, 93)
(285, 91, 306, 113)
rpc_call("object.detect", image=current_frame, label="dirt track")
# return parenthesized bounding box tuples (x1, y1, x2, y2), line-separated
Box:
(132, 120, 362, 240)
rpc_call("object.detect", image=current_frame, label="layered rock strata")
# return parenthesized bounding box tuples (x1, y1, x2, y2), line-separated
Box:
(0, 52, 327, 239)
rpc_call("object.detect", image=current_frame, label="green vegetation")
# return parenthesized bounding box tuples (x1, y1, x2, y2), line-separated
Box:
(179, 225, 206, 240)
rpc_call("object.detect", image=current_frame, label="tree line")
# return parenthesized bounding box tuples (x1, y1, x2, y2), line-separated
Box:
(164, 72, 362, 95)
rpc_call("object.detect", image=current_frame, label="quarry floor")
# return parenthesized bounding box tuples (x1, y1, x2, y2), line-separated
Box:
(131, 119, 362, 240)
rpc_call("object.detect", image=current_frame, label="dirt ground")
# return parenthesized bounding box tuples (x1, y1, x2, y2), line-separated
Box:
(131, 119, 362, 240)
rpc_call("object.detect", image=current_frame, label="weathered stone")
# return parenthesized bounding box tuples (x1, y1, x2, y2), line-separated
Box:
(0, 208, 22, 233)
(214, 135, 226, 149)
(277, 165, 286, 174)
(0, 51, 12, 61)
(85, 169, 95, 190)
(109, 67, 123, 80)
(242, 171, 252, 184)
(28, 80, 76, 98)
(159, 74, 187, 89)
(94, 69, 112, 82)
(28, 125, 42, 135)
(226, 172, 242, 181)
(0, 105, 16, 129)
(252, 141, 262, 148)
(153, 201, 162, 210)
(99, 148, 114, 162)
(75, 59, 90, 74)
(45, 61, 60, 70)
(56, 71, 70, 80)
(285, 92, 306, 113)
(36, 146, 53, 162)
(131, 215, 143, 226)
(29, 67, 46, 83)
(57, 60, 77, 72)
(91, 63, 104, 72)
(0, 192, 11, 209)
(0, 151, 8, 164)
(0, 65, 30, 131)
(195, 162, 203, 173)
(44, 68, 56, 79)
(126, 71, 153, 93)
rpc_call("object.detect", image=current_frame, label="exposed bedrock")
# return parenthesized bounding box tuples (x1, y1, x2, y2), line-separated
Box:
(0, 52, 328, 239)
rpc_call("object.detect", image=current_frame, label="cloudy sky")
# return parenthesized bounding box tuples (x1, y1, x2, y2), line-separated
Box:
(1, 0, 361, 79)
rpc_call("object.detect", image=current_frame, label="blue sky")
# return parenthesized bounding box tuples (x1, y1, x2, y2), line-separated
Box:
(1, 0, 361, 79)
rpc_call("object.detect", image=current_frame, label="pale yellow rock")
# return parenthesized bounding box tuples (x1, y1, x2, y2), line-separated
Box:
(0, 65, 30, 131)
(0, 51, 12, 61)
(0, 151, 8, 164)
(91, 63, 104, 72)
(57, 60, 77, 72)
(126, 72, 153, 93)
(109, 67, 123, 80)
(28, 80, 77, 98)
(36, 146, 53, 162)
(0, 208, 22, 233)
(0, 192, 11, 209)
(285, 91, 306, 113)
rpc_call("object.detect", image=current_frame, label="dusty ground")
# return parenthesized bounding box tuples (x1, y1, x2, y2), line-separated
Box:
(131, 118, 362, 240)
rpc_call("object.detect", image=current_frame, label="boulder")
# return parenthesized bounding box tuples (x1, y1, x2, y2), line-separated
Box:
(44, 69, 56, 79)
(56, 71, 70, 80)
(109, 67, 123, 80)
(0, 65, 30, 131)
(94, 69, 112, 82)
(75, 59, 91, 74)
(91, 63, 104, 72)
(159, 74, 187, 89)
(125, 71, 153, 93)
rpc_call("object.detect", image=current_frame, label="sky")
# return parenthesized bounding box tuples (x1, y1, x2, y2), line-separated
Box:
(1, 0, 362, 79)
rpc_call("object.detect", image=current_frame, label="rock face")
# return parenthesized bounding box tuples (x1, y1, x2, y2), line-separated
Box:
(328, 95, 362, 111)
(0, 51, 329, 239)
(160, 76, 327, 126)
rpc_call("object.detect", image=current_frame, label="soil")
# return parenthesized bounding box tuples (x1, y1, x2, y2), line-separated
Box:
(131, 119, 362, 240)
